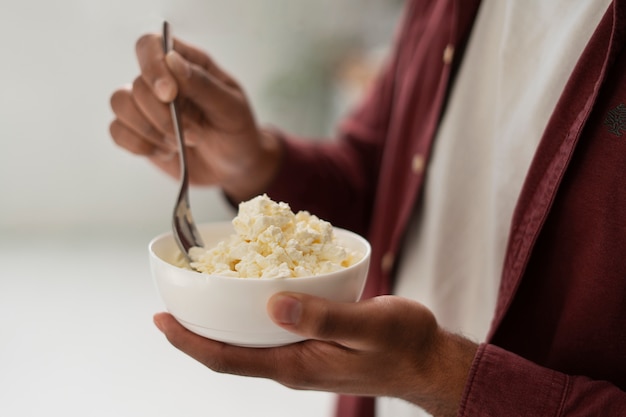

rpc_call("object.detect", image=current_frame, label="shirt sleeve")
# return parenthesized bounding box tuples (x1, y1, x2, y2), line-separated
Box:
(264, 53, 397, 235)
(459, 344, 626, 416)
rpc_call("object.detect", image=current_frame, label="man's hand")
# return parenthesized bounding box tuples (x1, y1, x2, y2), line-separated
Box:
(109, 34, 282, 202)
(154, 293, 478, 417)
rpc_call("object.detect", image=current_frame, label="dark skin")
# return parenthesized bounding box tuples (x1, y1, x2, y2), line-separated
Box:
(110, 34, 478, 417)
(109, 35, 281, 202)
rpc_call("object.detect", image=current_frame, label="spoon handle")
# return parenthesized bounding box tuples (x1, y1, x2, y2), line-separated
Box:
(163, 21, 204, 261)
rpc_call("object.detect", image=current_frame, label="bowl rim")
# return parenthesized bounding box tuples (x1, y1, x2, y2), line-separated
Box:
(149, 221, 372, 283)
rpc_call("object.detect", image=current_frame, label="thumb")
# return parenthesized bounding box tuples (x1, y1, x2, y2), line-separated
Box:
(267, 292, 398, 349)
(165, 50, 193, 80)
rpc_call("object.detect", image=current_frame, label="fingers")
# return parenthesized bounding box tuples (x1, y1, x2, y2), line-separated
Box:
(111, 34, 179, 158)
(109, 86, 175, 157)
(152, 312, 353, 391)
(136, 34, 177, 102)
(135, 34, 235, 104)
(165, 50, 251, 131)
(130, 76, 176, 141)
(267, 294, 439, 352)
(133, 33, 256, 148)
(172, 37, 237, 88)
(153, 313, 228, 366)
(152, 313, 307, 380)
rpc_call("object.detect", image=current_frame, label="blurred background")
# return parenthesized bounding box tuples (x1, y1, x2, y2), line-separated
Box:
(0, 0, 402, 416)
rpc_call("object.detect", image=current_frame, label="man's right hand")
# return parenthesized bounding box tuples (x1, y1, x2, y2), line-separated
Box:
(109, 34, 282, 202)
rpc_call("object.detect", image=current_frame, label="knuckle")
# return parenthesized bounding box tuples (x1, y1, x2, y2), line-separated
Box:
(374, 297, 407, 332)
(129, 78, 171, 133)
(275, 350, 318, 389)
(202, 347, 248, 378)
(139, 123, 160, 142)
(204, 355, 231, 375)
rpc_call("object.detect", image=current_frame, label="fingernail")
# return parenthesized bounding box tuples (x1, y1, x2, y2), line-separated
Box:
(271, 295, 302, 325)
(154, 78, 175, 102)
(165, 51, 192, 79)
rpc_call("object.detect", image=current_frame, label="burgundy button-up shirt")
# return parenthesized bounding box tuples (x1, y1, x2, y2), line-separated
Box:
(267, 0, 626, 415)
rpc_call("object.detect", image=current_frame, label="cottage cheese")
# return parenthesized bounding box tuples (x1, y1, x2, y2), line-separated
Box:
(188, 194, 361, 278)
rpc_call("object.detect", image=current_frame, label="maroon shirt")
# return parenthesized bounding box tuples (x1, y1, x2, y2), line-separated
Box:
(267, 0, 626, 415)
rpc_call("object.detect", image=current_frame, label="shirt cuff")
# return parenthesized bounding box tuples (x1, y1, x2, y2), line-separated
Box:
(458, 343, 569, 416)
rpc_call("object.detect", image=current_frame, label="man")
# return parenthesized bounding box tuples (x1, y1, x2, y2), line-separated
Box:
(110, 0, 626, 415)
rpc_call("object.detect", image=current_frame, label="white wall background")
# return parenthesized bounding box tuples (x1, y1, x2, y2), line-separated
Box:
(0, 1, 401, 416)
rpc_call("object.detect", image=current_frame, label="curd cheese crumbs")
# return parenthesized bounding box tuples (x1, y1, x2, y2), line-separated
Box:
(188, 194, 361, 279)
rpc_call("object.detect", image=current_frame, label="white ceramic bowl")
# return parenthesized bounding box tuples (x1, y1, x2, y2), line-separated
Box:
(149, 221, 371, 347)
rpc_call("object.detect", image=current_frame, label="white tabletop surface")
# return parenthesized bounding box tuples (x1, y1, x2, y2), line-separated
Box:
(0, 232, 334, 417)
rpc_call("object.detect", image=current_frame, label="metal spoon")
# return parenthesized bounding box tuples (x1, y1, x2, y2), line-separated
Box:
(162, 21, 204, 263)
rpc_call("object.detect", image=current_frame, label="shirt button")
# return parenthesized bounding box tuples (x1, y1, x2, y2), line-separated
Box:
(443, 44, 455, 65)
(381, 252, 395, 274)
(411, 153, 425, 174)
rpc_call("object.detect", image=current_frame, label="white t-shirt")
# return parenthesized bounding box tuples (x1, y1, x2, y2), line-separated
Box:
(378, 0, 611, 416)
